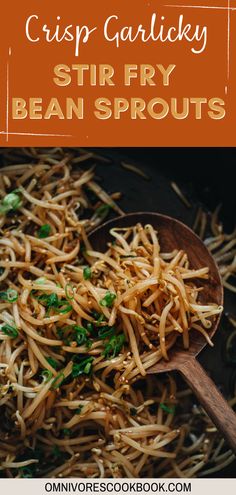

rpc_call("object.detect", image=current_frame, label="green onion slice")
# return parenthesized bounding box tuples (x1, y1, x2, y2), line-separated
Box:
(1, 324, 18, 339)
(73, 326, 90, 346)
(33, 292, 72, 314)
(62, 428, 71, 436)
(41, 369, 53, 383)
(20, 467, 34, 478)
(0, 192, 22, 215)
(75, 405, 83, 414)
(99, 291, 116, 308)
(51, 372, 65, 389)
(72, 357, 94, 378)
(98, 325, 116, 340)
(96, 204, 111, 218)
(37, 224, 51, 238)
(83, 266, 92, 280)
(55, 301, 72, 314)
(46, 357, 59, 369)
(0, 288, 18, 303)
(160, 403, 176, 414)
(65, 283, 74, 301)
(103, 333, 125, 359)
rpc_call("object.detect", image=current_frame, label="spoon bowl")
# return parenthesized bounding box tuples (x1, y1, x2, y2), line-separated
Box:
(89, 212, 236, 451)
(89, 212, 223, 367)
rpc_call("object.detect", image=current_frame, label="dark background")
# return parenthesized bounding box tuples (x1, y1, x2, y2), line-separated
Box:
(93, 148, 236, 230)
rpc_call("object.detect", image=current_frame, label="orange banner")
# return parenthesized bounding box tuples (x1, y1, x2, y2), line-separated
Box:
(0, 0, 235, 146)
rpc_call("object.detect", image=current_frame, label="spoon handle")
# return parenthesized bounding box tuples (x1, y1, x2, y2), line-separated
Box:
(178, 357, 236, 453)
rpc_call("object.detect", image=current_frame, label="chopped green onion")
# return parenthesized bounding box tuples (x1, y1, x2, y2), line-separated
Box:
(20, 467, 34, 478)
(83, 266, 92, 280)
(97, 314, 106, 324)
(51, 372, 65, 389)
(91, 311, 107, 324)
(80, 243, 86, 253)
(34, 292, 72, 314)
(100, 291, 116, 308)
(72, 357, 94, 378)
(65, 283, 74, 301)
(36, 292, 58, 307)
(41, 369, 53, 383)
(0, 288, 18, 303)
(7, 289, 18, 302)
(91, 310, 101, 320)
(103, 333, 126, 359)
(59, 325, 92, 347)
(74, 326, 87, 343)
(56, 327, 64, 339)
(37, 224, 51, 238)
(52, 445, 62, 458)
(1, 324, 18, 339)
(98, 325, 116, 340)
(75, 405, 83, 414)
(74, 326, 91, 346)
(62, 428, 71, 436)
(160, 403, 175, 414)
(0, 192, 22, 215)
(51, 445, 68, 461)
(55, 301, 72, 314)
(86, 322, 94, 333)
(96, 204, 111, 218)
(84, 362, 92, 373)
(46, 357, 59, 369)
(11, 188, 21, 193)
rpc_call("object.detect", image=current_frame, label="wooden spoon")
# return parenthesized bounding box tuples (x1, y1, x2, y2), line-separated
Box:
(89, 212, 236, 452)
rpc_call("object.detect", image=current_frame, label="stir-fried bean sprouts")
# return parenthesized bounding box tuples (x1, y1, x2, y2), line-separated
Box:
(0, 148, 235, 478)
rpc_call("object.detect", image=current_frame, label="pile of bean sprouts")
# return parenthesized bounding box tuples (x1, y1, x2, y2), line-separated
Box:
(0, 148, 235, 478)
(82, 223, 222, 371)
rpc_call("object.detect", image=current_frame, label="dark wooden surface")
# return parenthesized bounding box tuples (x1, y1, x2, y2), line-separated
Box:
(90, 212, 236, 452)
